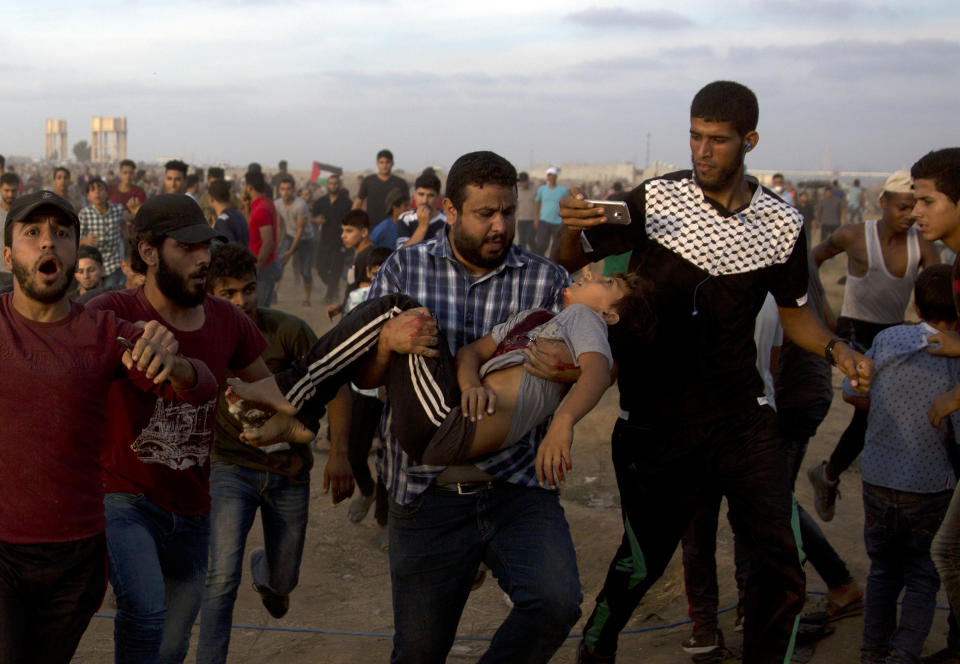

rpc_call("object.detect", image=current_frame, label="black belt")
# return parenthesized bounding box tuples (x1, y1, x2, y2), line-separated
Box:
(434, 481, 496, 495)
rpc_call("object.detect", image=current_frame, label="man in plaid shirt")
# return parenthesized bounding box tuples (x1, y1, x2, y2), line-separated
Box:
(78, 176, 127, 290)
(362, 151, 581, 663)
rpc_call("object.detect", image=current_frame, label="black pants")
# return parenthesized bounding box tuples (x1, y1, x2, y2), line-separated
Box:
(0, 533, 107, 664)
(581, 406, 805, 663)
(826, 317, 898, 478)
(276, 293, 472, 465)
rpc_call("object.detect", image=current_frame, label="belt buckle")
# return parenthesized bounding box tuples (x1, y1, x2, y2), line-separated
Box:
(456, 481, 491, 495)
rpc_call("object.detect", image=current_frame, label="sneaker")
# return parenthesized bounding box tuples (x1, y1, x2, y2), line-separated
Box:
(922, 649, 960, 664)
(807, 461, 840, 521)
(576, 640, 616, 663)
(253, 583, 289, 619)
(682, 628, 724, 657)
(347, 492, 376, 523)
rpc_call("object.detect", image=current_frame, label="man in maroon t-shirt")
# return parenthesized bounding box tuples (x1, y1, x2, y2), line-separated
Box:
(109, 158, 147, 232)
(0, 191, 214, 664)
(244, 170, 282, 308)
(87, 193, 279, 664)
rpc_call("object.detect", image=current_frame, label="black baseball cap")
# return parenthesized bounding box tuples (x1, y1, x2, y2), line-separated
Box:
(4, 191, 80, 245)
(133, 194, 226, 244)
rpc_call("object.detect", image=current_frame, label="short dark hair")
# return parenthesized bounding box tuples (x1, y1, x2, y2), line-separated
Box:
(164, 159, 188, 176)
(773, 172, 784, 180)
(444, 151, 517, 213)
(208, 179, 232, 204)
(53, 166, 70, 179)
(341, 209, 370, 230)
(414, 169, 441, 193)
(247, 162, 262, 174)
(208, 166, 225, 180)
(915, 264, 957, 323)
(518, 171, 529, 183)
(208, 242, 258, 289)
(246, 171, 266, 194)
(86, 176, 107, 193)
(278, 160, 288, 169)
(278, 174, 296, 188)
(185, 174, 199, 190)
(1, 172, 20, 187)
(77, 244, 104, 266)
(610, 272, 658, 343)
(367, 246, 392, 271)
(853, 178, 861, 186)
(911, 148, 960, 204)
(120, 159, 136, 170)
(377, 149, 394, 162)
(690, 80, 759, 138)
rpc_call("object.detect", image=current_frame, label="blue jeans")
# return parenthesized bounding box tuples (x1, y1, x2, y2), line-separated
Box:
(196, 462, 310, 663)
(388, 483, 581, 663)
(256, 260, 282, 308)
(278, 235, 315, 285)
(104, 492, 209, 664)
(861, 482, 952, 664)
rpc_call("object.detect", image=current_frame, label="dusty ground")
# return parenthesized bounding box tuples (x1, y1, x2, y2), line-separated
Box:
(73, 255, 954, 663)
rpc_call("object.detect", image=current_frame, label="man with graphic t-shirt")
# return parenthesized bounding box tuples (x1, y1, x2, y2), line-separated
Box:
(556, 81, 873, 663)
(0, 191, 216, 664)
(352, 148, 408, 229)
(87, 194, 277, 664)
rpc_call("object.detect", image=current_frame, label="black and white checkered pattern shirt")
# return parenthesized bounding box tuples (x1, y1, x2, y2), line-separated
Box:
(78, 202, 126, 275)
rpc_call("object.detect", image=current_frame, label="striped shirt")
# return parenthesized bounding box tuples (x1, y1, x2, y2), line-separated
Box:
(78, 202, 126, 274)
(368, 230, 570, 504)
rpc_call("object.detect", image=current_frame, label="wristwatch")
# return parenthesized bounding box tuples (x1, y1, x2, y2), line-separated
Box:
(824, 338, 847, 366)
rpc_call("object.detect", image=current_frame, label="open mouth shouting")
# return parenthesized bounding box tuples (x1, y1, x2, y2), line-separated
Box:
(36, 255, 62, 282)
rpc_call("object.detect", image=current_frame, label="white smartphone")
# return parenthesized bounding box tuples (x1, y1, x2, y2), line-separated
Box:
(584, 199, 631, 225)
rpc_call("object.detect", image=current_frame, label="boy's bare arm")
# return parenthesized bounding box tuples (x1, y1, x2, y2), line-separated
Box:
(537, 352, 611, 488)
(455, 334, 499, 421)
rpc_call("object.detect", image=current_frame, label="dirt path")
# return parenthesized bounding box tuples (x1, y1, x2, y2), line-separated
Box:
(73, 256, 954, 662)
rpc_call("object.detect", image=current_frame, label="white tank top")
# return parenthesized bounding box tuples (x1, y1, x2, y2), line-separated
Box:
(840, 219, 920, 324)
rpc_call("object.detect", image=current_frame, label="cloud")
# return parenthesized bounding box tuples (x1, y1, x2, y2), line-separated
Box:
(765, 0, 896, 20)
(565, 6, 692, 29)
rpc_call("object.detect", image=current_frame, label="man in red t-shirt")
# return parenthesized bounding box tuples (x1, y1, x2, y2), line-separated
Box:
(109, 159, 147, 222)
(0, 191, 215, 664)
(87, 194, 273, 664)
(244, 170, 282, 308)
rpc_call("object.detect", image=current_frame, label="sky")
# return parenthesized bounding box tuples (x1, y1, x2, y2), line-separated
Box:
(0, 1, 957, 175)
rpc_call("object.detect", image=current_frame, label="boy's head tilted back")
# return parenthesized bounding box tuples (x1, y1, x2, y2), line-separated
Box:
(914, 264, 957, 325)
(564, 272, 657, 342)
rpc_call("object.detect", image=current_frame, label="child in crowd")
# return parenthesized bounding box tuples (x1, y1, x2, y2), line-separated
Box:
(326, 209, 373, 320)
(842, 265, 960, 664)
(342, 246, 394, 525)
(229, 272, 655, 488)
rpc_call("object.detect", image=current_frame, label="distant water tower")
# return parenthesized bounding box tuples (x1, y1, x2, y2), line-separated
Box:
(45, 119, 68, 161)
(91, 116, 127, 163)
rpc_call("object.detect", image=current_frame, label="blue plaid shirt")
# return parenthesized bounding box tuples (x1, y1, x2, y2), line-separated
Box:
(368, 231, 570, 504)
(78, 202, 126, 275)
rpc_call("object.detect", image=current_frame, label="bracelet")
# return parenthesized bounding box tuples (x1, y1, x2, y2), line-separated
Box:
(824, 338, 847, 367)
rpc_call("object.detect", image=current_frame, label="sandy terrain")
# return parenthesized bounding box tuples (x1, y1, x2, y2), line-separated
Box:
(73, 254, 954, 663)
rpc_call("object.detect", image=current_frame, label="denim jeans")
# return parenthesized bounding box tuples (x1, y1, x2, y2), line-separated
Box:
(196, 462, 310, 663)
(104, 492, 209, 664)
(278, 235, 315, 285)
(933, 484, 960, 646)
(388, 482, 581, 663)
(779, 403, 854, 589)
(861, 482, 951, 664)
(256, 260, 283, 308)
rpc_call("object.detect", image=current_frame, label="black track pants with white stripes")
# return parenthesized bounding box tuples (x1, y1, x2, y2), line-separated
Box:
(274, 293, 467, 463)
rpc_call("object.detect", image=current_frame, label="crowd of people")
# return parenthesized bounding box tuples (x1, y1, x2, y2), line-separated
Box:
(2, 79, 960, 664)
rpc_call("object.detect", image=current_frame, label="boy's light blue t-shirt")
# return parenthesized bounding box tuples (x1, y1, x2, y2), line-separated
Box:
(843, 321, 960, 493)
(535, 184, 571, 225)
